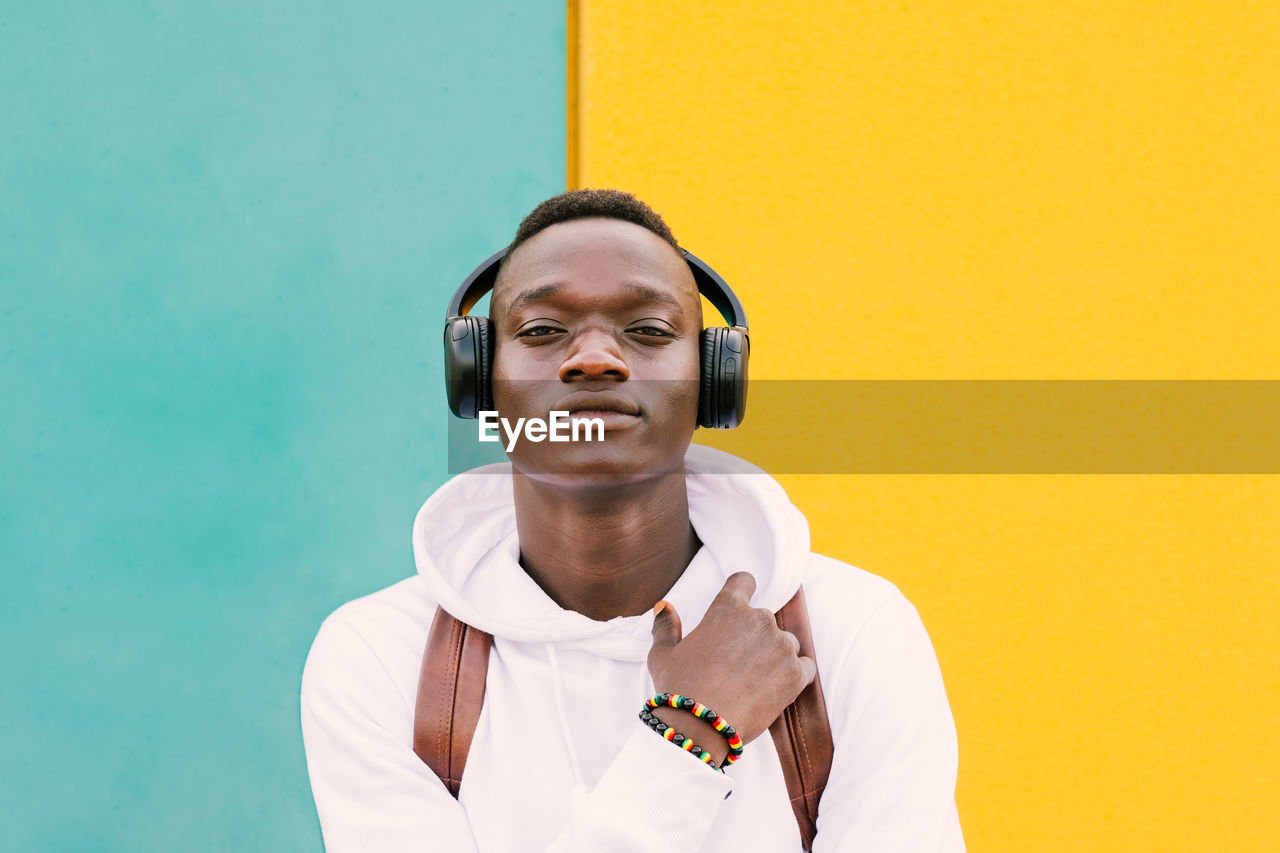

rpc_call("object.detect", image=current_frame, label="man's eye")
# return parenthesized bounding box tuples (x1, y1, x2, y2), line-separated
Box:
(628, 326, 674, 338)
(517, 325, 564, 338)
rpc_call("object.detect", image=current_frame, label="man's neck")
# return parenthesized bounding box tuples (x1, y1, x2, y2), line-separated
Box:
(511, 468, 701, 621)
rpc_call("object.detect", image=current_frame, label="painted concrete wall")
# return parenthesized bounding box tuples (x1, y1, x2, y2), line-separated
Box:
(1, 3, 564, 850)
(576, 2, 1279, 850)
(7, 2, 1276, 849)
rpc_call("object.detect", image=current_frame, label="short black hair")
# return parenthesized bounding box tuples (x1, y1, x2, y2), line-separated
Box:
(507, 188, 680, 255)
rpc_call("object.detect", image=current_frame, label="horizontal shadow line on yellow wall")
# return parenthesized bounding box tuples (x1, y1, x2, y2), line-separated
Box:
(689, 380, 1280, 474)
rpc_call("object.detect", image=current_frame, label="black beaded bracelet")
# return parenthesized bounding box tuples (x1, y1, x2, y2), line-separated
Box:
(638, 706, 722, 771)
(645, 693, 745, 765)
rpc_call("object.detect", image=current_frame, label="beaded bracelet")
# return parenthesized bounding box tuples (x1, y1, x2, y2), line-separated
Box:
(644, 693, 745, 765)
(638, 706, 722, 771)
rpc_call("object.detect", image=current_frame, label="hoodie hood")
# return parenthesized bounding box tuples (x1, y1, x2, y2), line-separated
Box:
(412, 444, 811, 660)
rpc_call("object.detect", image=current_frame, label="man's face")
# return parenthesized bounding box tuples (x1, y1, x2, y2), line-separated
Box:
(490, 217, 703, 488)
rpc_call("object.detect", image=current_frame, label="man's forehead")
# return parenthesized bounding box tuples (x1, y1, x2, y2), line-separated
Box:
(493, 218, 697, 311)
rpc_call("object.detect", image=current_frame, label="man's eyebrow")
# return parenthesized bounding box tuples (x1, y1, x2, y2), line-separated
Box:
(622, 283, 683, 310)
(506, 284, 564, 312)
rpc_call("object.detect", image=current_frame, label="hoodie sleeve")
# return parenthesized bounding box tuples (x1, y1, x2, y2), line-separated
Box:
(302, 612, 735, 852)
(546, 726, 735, 851)
(812, 594, 966, 852)
(301, 613, 483, 852)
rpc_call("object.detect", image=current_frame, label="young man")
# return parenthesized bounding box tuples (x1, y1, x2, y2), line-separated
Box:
(301, 190, 965, 851)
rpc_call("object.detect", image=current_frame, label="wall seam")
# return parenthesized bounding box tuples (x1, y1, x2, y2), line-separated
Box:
(566, 0, 579, 189)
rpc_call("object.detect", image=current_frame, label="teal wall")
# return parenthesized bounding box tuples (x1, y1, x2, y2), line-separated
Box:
(0, 3, 564, 850)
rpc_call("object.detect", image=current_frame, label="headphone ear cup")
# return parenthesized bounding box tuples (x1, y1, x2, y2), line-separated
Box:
(474, 316, 493, 413)
(699, 329, 719, 428)
(699, 327, 749, 429)
(443, 315, 494, 418)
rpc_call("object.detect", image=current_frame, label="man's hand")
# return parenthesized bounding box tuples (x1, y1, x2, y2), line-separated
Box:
(647, 572, 817, 757)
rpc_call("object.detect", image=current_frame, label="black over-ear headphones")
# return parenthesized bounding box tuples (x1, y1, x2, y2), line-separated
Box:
(444, 247, 749, 428)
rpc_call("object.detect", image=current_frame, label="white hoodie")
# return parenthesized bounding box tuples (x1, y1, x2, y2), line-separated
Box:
(301, 446, 965, 851)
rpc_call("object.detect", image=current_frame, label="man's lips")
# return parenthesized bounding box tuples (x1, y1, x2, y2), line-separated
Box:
(565, 410, 640, 432)
(549, 392, 642, 433)
(554, 392, 641, 417)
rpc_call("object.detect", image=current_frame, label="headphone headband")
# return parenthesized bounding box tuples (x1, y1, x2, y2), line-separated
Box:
(447, 248, 507, 319)
(445, 246, 749, 330)
(682, 250, 748, 330)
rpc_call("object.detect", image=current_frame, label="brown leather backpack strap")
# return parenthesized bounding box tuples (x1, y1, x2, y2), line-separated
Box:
(413, 605, 493, 797)
(769, 586, 834, 852)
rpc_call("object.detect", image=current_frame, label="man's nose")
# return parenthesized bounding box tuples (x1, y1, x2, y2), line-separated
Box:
(558, 330, 629, 381)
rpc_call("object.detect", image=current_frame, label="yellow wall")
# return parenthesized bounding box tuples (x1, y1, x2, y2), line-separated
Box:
(575, 2, 1279, 850)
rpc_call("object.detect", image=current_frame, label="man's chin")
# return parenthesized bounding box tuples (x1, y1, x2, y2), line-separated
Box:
(508, 445, 687, 491)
